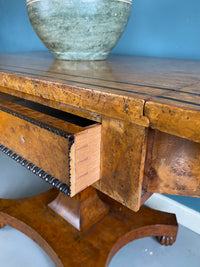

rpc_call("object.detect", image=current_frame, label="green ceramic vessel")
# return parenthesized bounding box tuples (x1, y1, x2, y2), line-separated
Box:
(26, 0, 132, 60)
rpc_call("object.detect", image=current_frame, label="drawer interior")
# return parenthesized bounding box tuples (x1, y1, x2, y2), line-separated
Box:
(17, 99, 95, 127)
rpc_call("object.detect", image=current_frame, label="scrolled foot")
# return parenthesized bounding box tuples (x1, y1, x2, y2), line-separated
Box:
(157, 235, 176, 246)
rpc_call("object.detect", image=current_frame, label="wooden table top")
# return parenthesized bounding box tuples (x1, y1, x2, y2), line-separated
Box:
(0, 51, 200, 142)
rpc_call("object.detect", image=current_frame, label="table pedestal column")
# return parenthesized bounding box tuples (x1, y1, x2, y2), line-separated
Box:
(0, 188, 178, 267)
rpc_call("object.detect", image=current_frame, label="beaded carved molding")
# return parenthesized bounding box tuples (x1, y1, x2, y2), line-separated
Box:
(0, 144, 71, 195)
(0, 104, 75, 197)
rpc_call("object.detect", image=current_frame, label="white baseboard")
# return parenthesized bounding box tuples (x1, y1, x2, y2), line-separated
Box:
(144, 193, 200, 235)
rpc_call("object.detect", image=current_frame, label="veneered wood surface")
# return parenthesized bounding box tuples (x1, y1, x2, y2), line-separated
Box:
(0, 100, 84, 134)
(0, 102, 69, 183)
(145, 131, 200, 197)
(0, 98, 101, 195)
(94, 117, 148, 211)
(0, 87, 102, 123)
(1, 52, 200, 204)
(1, 52, 200, 138)
(49, 187, 109, 232)
(145, 102, 200, 143)
(0, 52, 185, 265)
(0, 189, 178, 267)
(0, 52, 150, 127)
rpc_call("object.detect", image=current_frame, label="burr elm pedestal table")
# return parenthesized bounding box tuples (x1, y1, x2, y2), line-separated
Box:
(0, 52, 200, 266)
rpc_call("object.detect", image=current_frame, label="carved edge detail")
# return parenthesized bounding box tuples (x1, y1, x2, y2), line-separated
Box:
(0, 144, 71, 196)
(68, 136, 74, 194)
(0, 104, 76, 196)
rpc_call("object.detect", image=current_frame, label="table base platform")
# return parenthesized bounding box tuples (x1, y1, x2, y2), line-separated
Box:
(0, 188, 178, 267)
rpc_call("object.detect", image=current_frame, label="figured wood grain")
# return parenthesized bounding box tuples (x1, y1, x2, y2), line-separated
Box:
(1, 52, 200, 139)
(0, 88, 102, 123)
(48, 187, 109, 232)
(0, 104, 70, 183)
(0, 99, 101, 196)
(0, 68, 149, 127)
(0, 52, 183, 266)
(0, 99, 85, 133)
(146, 130, 200, 197)
(0, 188, 178, 267)
(145, 101, 200, 143)
(1, 51, 200, 206)
(94, 117, 148, 212)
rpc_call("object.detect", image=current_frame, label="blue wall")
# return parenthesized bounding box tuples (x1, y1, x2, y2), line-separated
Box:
(1, 0, 200, 59)
(0, 0, 200, 211)
(113, 0, 200, 59)
(0, 0, 45, 52)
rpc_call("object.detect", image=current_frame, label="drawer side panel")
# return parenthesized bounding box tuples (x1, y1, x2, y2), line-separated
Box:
(70, 125, 101, 196)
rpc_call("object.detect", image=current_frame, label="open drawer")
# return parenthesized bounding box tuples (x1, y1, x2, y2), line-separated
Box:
(0, 94, 101, 197)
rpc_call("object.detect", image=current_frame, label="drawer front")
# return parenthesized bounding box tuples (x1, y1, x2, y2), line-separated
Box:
(0, 98, 101, 197)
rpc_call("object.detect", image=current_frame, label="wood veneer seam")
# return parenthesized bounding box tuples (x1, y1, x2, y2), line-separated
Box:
(2, 63, 200, 97)
(0, 68, 155, 97)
